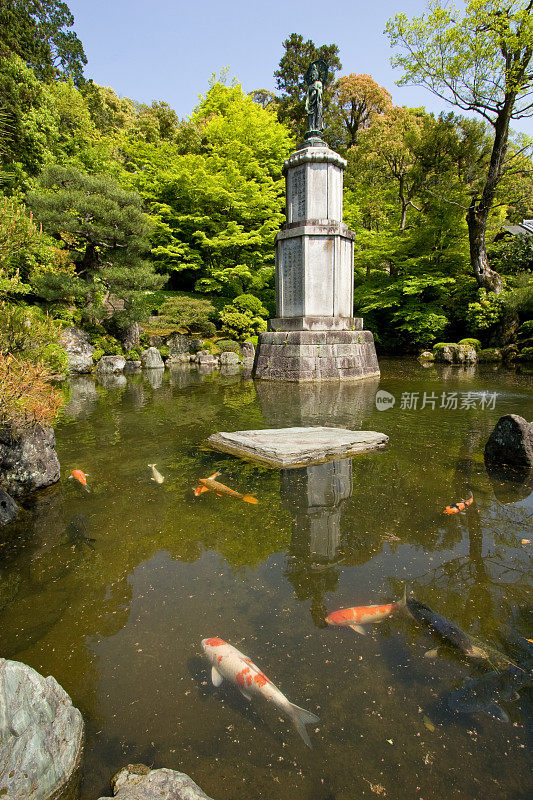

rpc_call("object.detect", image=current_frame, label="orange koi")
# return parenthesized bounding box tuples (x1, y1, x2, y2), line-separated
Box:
(69, 469, 90, 492)
(194, 472, 258, 504)
(444, 493, 474, 515)
(327, 586, 407, 635)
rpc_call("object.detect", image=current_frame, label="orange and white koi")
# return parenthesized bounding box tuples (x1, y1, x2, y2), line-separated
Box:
(69, 469, 90, 492)
(201, 637, 318, 747)
(326, 586, 407, 635)
(444, 493, 474, 514)
(194, 472, 258, 504)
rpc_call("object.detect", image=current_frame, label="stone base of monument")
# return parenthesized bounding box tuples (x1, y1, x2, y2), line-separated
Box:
(253, 329, 380, 382)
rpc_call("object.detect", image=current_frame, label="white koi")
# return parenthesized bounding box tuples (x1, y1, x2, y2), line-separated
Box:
(201, 637, 319, 747)
(148, 463, 165, 484)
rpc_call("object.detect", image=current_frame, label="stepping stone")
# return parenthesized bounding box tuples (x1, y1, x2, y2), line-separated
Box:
(206, 426, 388, 468)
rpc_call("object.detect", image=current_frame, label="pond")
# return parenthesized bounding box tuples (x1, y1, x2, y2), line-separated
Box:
(0, 358, 532, 800)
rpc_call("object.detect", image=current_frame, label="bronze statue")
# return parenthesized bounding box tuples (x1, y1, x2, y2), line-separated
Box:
(304, 60, 328, 136)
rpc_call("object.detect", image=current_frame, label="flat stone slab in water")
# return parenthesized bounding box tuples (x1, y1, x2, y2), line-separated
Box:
(206, 426, 388, 468)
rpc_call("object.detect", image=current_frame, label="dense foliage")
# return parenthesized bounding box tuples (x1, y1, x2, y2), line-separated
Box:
(0, 2, 532, 432)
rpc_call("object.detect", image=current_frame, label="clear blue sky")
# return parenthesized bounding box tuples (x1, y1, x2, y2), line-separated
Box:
(68, 0, 532, 135)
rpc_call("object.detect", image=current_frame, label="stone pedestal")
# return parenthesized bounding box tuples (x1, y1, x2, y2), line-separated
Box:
(254, 330, 379, 382)
(253, 143, 379, 382)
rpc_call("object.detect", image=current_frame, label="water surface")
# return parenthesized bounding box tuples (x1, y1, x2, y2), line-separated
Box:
(1, 359, 532, 800)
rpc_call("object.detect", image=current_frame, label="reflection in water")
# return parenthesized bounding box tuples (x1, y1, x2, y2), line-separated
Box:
(96, 373, 127, 390)
(143, 367, 164, 390)
(485, 460, 533, 504)
(62, 376, 99, 420)
(255, 378, 379, 428)
(282, 460, 352, 627)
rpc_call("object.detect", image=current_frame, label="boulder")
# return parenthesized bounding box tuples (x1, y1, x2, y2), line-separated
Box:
(98, 764, 213, 800)
(195, 350, 218, 365)
(141, 347, 164, 369)
(120, 323, 143, 352)
(167, 334, 195, 356)
(124, 360, 142, 374)
(241, 340, 255, 360)
(219, 351, 239, 366)
(59, 326, 94, 374)
(0, 487, 19, 526)
(148, 334, 164, 348)
(167, 353, 190, 366)
(484, 414, 533, 470)
(96, 355, 126, 375)
(433, 344, 477, 364)
(0, 424, 60, 498)
(418, 350, 434, 362)
(0, 658, 84, 800)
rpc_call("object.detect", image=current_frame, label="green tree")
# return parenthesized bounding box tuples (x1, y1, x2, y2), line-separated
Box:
(274, 33, 342, 141)
(123, 80, 293, 303)
(332, 73, 392, 149)
(386, 0, 533, 293)
(27, 165, 163, 328)
(0, 0, 86, 84)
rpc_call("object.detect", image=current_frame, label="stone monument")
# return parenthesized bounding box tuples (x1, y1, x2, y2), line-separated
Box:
(253, 60, 380, 382)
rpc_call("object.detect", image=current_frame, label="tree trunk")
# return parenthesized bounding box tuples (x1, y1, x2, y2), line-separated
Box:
(466, 96, 515, 294)
(466, 202, 503, 292)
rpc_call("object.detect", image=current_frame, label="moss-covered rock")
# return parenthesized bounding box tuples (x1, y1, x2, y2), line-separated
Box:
(418, 350, 435, 362)
(478, 348, 502, 362)
(433, 343, 477, 364)
(458, 338, 482, 351)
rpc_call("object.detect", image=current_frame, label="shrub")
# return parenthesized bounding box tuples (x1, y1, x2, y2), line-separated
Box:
(200, 340, 218, 355)
(159, 345, 170, 359)
(518, 346, 533, 361)
(465, 289, 503, 332)
(215, 339, 241, 354)
(89, 334, 123, 355)
(157, 295, 216, 336)
(232, 293, 268, 317)
(92, 349, 104, 363)
(519, 320, 533, 334)
(0, 352, 63, 428)
(458, 338, 482, 351)
(0, 303, 68, 376)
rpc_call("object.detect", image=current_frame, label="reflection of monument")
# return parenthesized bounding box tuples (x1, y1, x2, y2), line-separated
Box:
(282, 460, 353, 627)
(255, 376, 379, 428)
(253, 61, 379, 383)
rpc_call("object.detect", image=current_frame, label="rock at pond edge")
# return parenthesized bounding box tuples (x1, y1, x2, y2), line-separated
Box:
(98, 764, 214, 800)
(0, 658, 84, 800)
(0, 486, 19, 526)
(484, 414, 533, 470)
(0, 424, 60, 498)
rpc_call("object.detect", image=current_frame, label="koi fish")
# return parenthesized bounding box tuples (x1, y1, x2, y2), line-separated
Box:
(201, 637, 318, 747)
(148, 463, 165, 484)
(69, 469, 90, 492)
(444, 493, 474, 514)
(326, 586, 407, 635)
(445, 663, 533, 722)
(194, 472, 258, 504)
(406, 597, 487, 660)
(64, 514, 95, 551)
